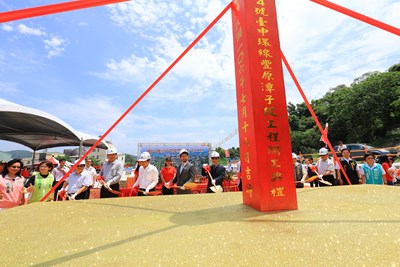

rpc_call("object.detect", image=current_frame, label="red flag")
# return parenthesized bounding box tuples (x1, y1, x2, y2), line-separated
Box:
(319, 123, 329, 144)
(224, 148, 230, 158)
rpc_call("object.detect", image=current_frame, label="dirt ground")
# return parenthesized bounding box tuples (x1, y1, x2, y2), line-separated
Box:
(0, 185, 399, 266)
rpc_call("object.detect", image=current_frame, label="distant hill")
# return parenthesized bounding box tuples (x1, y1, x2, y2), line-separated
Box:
(5, 150, 32, 159)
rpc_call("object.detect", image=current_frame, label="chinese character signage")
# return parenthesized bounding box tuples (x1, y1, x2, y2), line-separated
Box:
(231, 0, 298, 212)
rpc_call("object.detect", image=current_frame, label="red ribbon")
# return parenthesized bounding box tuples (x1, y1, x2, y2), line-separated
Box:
(203, 165, 211, 172)
(58, 190, 66, 200)
(310, 165, 317, 172)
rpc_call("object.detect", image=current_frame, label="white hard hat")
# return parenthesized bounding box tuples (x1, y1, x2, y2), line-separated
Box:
(211, 151, 220, 158)
(292, 153, 298, 159)
(74, 159, 85, 165)
(319, 148, 328, 155)
(138, 151, 151, 161)
(107, 148, 118, 155)
(179, 149, 188, 156)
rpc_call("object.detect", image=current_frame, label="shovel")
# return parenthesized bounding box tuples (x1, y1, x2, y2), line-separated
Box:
(313, 170, 332, 186)
(206, 171, 223, 193)
(98, 176, 121, 195)
(138, 189, 161, 196)
(103, 183, 122, 195)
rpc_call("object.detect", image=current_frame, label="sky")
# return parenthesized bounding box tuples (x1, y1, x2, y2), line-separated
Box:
(0, 0, 399, 156)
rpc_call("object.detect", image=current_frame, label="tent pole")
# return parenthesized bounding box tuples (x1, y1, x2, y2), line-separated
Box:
(78, 138, 83, 158)
(31, 150, 36, 170)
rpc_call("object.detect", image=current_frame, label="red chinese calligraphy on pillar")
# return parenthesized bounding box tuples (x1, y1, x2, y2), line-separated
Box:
(231, 0, 297, 212)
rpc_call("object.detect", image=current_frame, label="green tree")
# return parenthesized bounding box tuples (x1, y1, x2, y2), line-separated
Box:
(125, 154, 136, 165)
(288, 63, 400, 151)
(215, 147, 225, 159)
(228, 147, 240, 159)
(388, 63, 400, 72)
(88, 157, 101, 166)
(55, 155, 72, 163)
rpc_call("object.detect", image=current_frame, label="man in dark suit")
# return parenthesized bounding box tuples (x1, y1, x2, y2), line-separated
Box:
(170, 149, 196, 194)
(202, 151, 226, 193)
(335, 148, 360, 185)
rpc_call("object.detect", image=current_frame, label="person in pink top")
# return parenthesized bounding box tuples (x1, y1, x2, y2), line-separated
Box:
(0, 159, 25, 210)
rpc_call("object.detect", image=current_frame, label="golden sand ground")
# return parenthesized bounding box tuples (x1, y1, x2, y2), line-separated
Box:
(1, 185, 399, 266)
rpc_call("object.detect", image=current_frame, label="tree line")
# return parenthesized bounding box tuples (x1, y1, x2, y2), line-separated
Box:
(289, 63, 400, 154)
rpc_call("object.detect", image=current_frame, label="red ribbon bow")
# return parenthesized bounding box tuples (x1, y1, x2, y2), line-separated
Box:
(310, 166, 317, 172)
(203, 165, 211, 172)
(58, 190, 66, 199)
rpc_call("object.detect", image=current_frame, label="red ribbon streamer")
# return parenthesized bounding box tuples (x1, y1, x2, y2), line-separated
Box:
(0, 0, 129, 23)
(310, 0, 400, 36)
(39, 2, 233, 202)
(281, 52, 352, 185)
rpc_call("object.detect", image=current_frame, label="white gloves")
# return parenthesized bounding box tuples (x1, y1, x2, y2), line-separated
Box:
(318, 174, 323, 179)
(104, 181, 112, 190)
(70, 193, 77, 200)
(211, 179, 216, 187)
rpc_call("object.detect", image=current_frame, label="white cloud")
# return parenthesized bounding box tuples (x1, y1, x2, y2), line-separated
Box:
(1, 24, 13, 32)
(41, 95, 137, 152)
(96, 0, 235, 110)
(17, 24, 47, 36)
(1, 0, 399, 154)
(277, 0, 400, 103)
(0, 82, 17, 94)
(78, 22, 89, 27)
(43, 36, 68, 58)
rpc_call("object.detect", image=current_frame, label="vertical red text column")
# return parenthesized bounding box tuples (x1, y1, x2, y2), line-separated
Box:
(231, 0, 298, 212)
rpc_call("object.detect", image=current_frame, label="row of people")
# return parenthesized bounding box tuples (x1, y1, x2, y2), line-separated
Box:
(0, 147, 228, 209)
(294, 147, 397, 187)
(0, 148, 124, 209)
(132, 149, 226, 195)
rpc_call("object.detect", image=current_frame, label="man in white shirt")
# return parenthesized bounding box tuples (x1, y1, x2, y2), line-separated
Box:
(337, 141, 347, 152)
(133, 152, 159, 196)
(316, 148, 336, 186)
(84, 158, 97, 186)
(59, 160, 92, 200)
(99, 148, 124, 198)
(52, 158, 69, 200)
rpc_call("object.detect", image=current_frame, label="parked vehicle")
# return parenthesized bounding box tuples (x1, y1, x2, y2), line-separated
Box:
(333, 143, 391, 161)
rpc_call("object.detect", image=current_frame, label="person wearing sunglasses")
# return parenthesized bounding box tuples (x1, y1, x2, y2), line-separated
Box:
(202, 151, 226, 193)
(0, 159, 25, 210)
(58, 159, 92, 200)
(359, 153, 386, 185)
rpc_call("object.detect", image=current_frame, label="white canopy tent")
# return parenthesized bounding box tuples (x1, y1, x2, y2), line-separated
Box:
(0, 99, 109, 154)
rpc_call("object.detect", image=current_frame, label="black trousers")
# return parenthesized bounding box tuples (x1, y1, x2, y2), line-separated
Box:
(100, 183, 120, 198)
(319, 175, 336, 186)
(162, 185, 174, 195)
(67, 190, 88, 200)
(54, 181, 64, 201)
